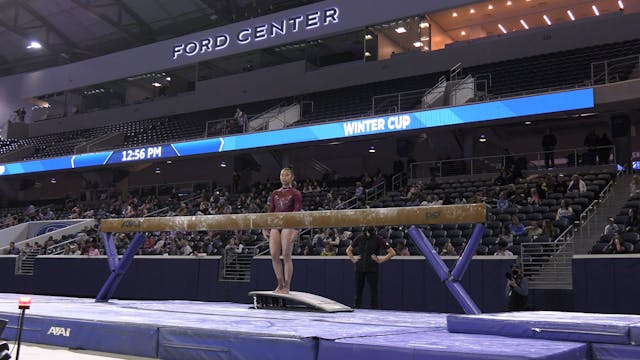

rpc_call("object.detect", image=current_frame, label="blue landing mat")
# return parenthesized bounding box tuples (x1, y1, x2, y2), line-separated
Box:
(0, 293, 447, 359)
(319, 330, 589, 360)
(591, 343, 640, 360)
(447, 311, 640, 345)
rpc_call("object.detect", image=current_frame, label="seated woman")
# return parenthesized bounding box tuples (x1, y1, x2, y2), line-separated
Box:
(509, 215, 526, 237)
(555, 200, 574, 226)
(602, 234, 628, 254)
(625, 208, 640, 233)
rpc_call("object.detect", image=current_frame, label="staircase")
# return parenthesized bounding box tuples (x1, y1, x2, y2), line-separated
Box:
(522, 238, 573, 289)
(15, 249, 41, 275)
(219, 245, 257, 282)
(572, 173, 631, 254)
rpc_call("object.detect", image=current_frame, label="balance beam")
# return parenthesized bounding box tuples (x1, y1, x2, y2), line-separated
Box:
(99, 204, 487, 233)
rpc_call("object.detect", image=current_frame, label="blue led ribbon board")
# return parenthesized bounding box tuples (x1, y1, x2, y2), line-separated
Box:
(0, 88, 594, 176)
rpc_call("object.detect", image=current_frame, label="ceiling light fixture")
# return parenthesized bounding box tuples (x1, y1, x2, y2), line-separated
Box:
(395, 26, 407, 33)
(365, 34, 372, 40)
(498, 24, 507, 33)
(470, 9, 475, 14)
(369, 146, 376, 153)
(520, 19, 529, 29)
(488, 4, 494, 10)
(461, 30, 466, 36)
(364, 51, 372, 57)
(618, 0, 625, 10)
(413, 41, 423, 47)
(506, 1, 512, 5)
(419, 22, 430, 28)
(152, 82, 162, 87)
(452, 12, 458, 17)
(26, 41, 42, 49)
(592, 5, 600, 16)
(567, 10, 575, 20)
(543, 15, 552, 25)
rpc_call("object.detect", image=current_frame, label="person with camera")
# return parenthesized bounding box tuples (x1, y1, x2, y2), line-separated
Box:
(506, 266, 528, 311)
(346, 226, 395, 309)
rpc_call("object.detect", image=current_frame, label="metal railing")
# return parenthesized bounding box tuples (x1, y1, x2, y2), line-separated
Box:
(591, 54, 640, 85)
(220, 245, 257, 281)
(409, 145, 616, 179)
(365, 181, 386, 203)
(521, 239, 573, 289)
(371, 89, 426, 116)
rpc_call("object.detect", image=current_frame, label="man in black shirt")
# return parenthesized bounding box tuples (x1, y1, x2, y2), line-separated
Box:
(346, 226, 395, 309)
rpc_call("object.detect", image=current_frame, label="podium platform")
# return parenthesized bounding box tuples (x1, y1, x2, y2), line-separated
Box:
(249, 290, 353, 312)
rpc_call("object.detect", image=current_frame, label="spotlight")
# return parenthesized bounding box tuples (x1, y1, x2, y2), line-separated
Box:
(368, 146, 376, 153)
(220, 161, 227, 168)
(394, 26, 407, 33)
(413, 41, 423, 47)
(479, 134, 487, 142)
(26, 41, 42, 49)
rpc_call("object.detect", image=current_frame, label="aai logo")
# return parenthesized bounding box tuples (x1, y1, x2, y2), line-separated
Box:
(47, 326, 71, 337)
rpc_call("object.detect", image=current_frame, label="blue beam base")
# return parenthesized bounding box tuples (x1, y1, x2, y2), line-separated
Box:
(407, 224, 484, 315)
(96, 232, 146, 303)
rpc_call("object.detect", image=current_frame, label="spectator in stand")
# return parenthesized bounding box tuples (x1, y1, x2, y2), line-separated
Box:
(498, 224, 514, 247)
(321, 242, 335, 256)
(323, 229, 340, 249)
(496, 191, 510, 210)
(527, 188, 541, 206)
(396, 241, 410, 256)
(556, 200, 574, 225)
(354, 181, 365, 203)
(631, 175, 640, 197)
(509, 215, 526, 237)
(602, 234, 627, 254)
(566, 174, 587, 193)
(542, 219, 559, 239)
(603, 217, 620, 236)
(541, 128, 558, 169)
(525, 221, 543, 240)
(4, 241, 20, 255)
(583, 129, 600, 165)
(87, 243, 100, 256)
(180, 239, 193, 256)
(598, 133, 613, 165)
(493, 239, 513, 256)
(62, 244, 72, 255)
(625, 208, 640, 233)
(175, 202, 188, 216)
(439, 240, 457, 256)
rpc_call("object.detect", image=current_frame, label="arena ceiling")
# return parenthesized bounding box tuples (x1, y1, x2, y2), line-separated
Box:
(0, 0, 635, 79)
(0, 0, 322, 77)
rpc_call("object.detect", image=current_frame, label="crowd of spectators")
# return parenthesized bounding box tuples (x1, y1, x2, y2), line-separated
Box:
(0, 165, 617, 261)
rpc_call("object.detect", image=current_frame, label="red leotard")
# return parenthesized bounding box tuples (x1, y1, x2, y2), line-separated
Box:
(268, 186, 302, 213)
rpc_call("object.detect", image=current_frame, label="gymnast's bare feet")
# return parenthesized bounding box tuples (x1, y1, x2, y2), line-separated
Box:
(274, 284, 285, 294)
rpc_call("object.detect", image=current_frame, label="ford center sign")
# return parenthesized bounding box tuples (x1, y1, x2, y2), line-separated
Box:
(172, 7, 339, 60)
